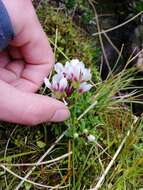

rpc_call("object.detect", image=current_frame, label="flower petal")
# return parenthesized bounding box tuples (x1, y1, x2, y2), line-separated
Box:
(65, 61, 70, 69)
(59, 77, 68, 91)
(64, 65, 73, 80)
(79, 82, 92, 93)
(55, 62, 64, 73)
(82, 68, 92, 81)
(73, 66, 81, 80)
(44, 77, 51, 89)
(70, 59, 80, 67)
(78, 61, 85, 70)
(52, 74, 61, 89)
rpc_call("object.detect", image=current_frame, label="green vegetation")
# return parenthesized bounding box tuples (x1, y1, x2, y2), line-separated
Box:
(134, 1, 143, 12)
(0, 1, 143, 190)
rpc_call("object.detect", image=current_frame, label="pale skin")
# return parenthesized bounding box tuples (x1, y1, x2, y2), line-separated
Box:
(0, 0, 70, 125)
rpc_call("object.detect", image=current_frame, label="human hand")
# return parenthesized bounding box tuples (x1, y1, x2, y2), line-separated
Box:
(0, 0, 70, 125)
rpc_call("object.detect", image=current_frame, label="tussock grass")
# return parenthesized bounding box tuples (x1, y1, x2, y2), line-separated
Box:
(0, 1, 143, 190)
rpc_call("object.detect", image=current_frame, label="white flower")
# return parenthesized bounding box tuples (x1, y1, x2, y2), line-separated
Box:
(70, 59, 85, 71)
(69, 59, 91, 82)
(81, 68, 92, 81)
(44, 59, 92, 99)
(79, 82, 92, 93)
(54, 62, 64, 74)
(44, 74, 68, 92)
(64, 59, 82, 81)
(87, 134, 96, 142)
(58, 59, 92, 82)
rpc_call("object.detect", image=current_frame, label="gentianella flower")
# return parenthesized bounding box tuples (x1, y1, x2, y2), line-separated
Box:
(55, 59, 92, 82)
(44, 58, 92, 100)
(44, 73, 68, 92)
(64, 59, 92, 82)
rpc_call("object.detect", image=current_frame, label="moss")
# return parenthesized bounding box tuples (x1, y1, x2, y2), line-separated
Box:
(36, 2, 99, 67)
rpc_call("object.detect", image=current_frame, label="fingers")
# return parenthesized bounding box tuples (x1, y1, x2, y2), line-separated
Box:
(0, 1, 70, 126)
(0, 51, 10, 67)
(16, 26, 54, 92)
(0, 60, 24, 83)
(0, 67, 17, 82)
(10, 78, 39, 92)
(8, 46, 23, 59)
(0, 80, 70, 125)
(8, 0, 54, 92)
(11, 61, 53, 92)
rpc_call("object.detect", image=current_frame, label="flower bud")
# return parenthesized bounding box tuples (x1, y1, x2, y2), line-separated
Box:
(87, 134, 96, 142)
(74, 133, 79, 139)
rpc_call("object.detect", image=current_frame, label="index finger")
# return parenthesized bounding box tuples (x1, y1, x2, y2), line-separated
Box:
(10, 1, 54, 92)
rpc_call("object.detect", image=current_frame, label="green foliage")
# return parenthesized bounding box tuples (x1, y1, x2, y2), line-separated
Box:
(65, 0, 94, 25)
(50, 67, 143, 189)
(134, 1, 143, 12)
(37, 2, 98, 65)
(0, 1, 143, 190)
(65, 0, 76, 9)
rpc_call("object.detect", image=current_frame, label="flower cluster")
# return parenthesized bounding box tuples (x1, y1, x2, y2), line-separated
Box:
(44, 59, 92, 100)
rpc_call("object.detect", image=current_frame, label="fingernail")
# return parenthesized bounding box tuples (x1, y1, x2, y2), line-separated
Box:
(50, 109, 70, 122)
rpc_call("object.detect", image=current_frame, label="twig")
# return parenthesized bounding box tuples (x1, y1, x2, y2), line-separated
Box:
(1, 152, 72, 167)
(92, 11, 143, 36)
(77, 100, 98, 121)
(49, 38, 69, 60)
(88, 0, 112, 74)
(106, 44, 124, 80)
(127, 49, 143, 65)
(1, 165, 69, 189)
(4, 126, 18, 189)
(15, 129, 69, 190)
(103, 32, 121, 55)
(54, 28, 58, 56)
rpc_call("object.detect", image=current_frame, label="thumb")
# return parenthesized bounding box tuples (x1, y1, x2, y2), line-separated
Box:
(0, 80, 70, 125)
